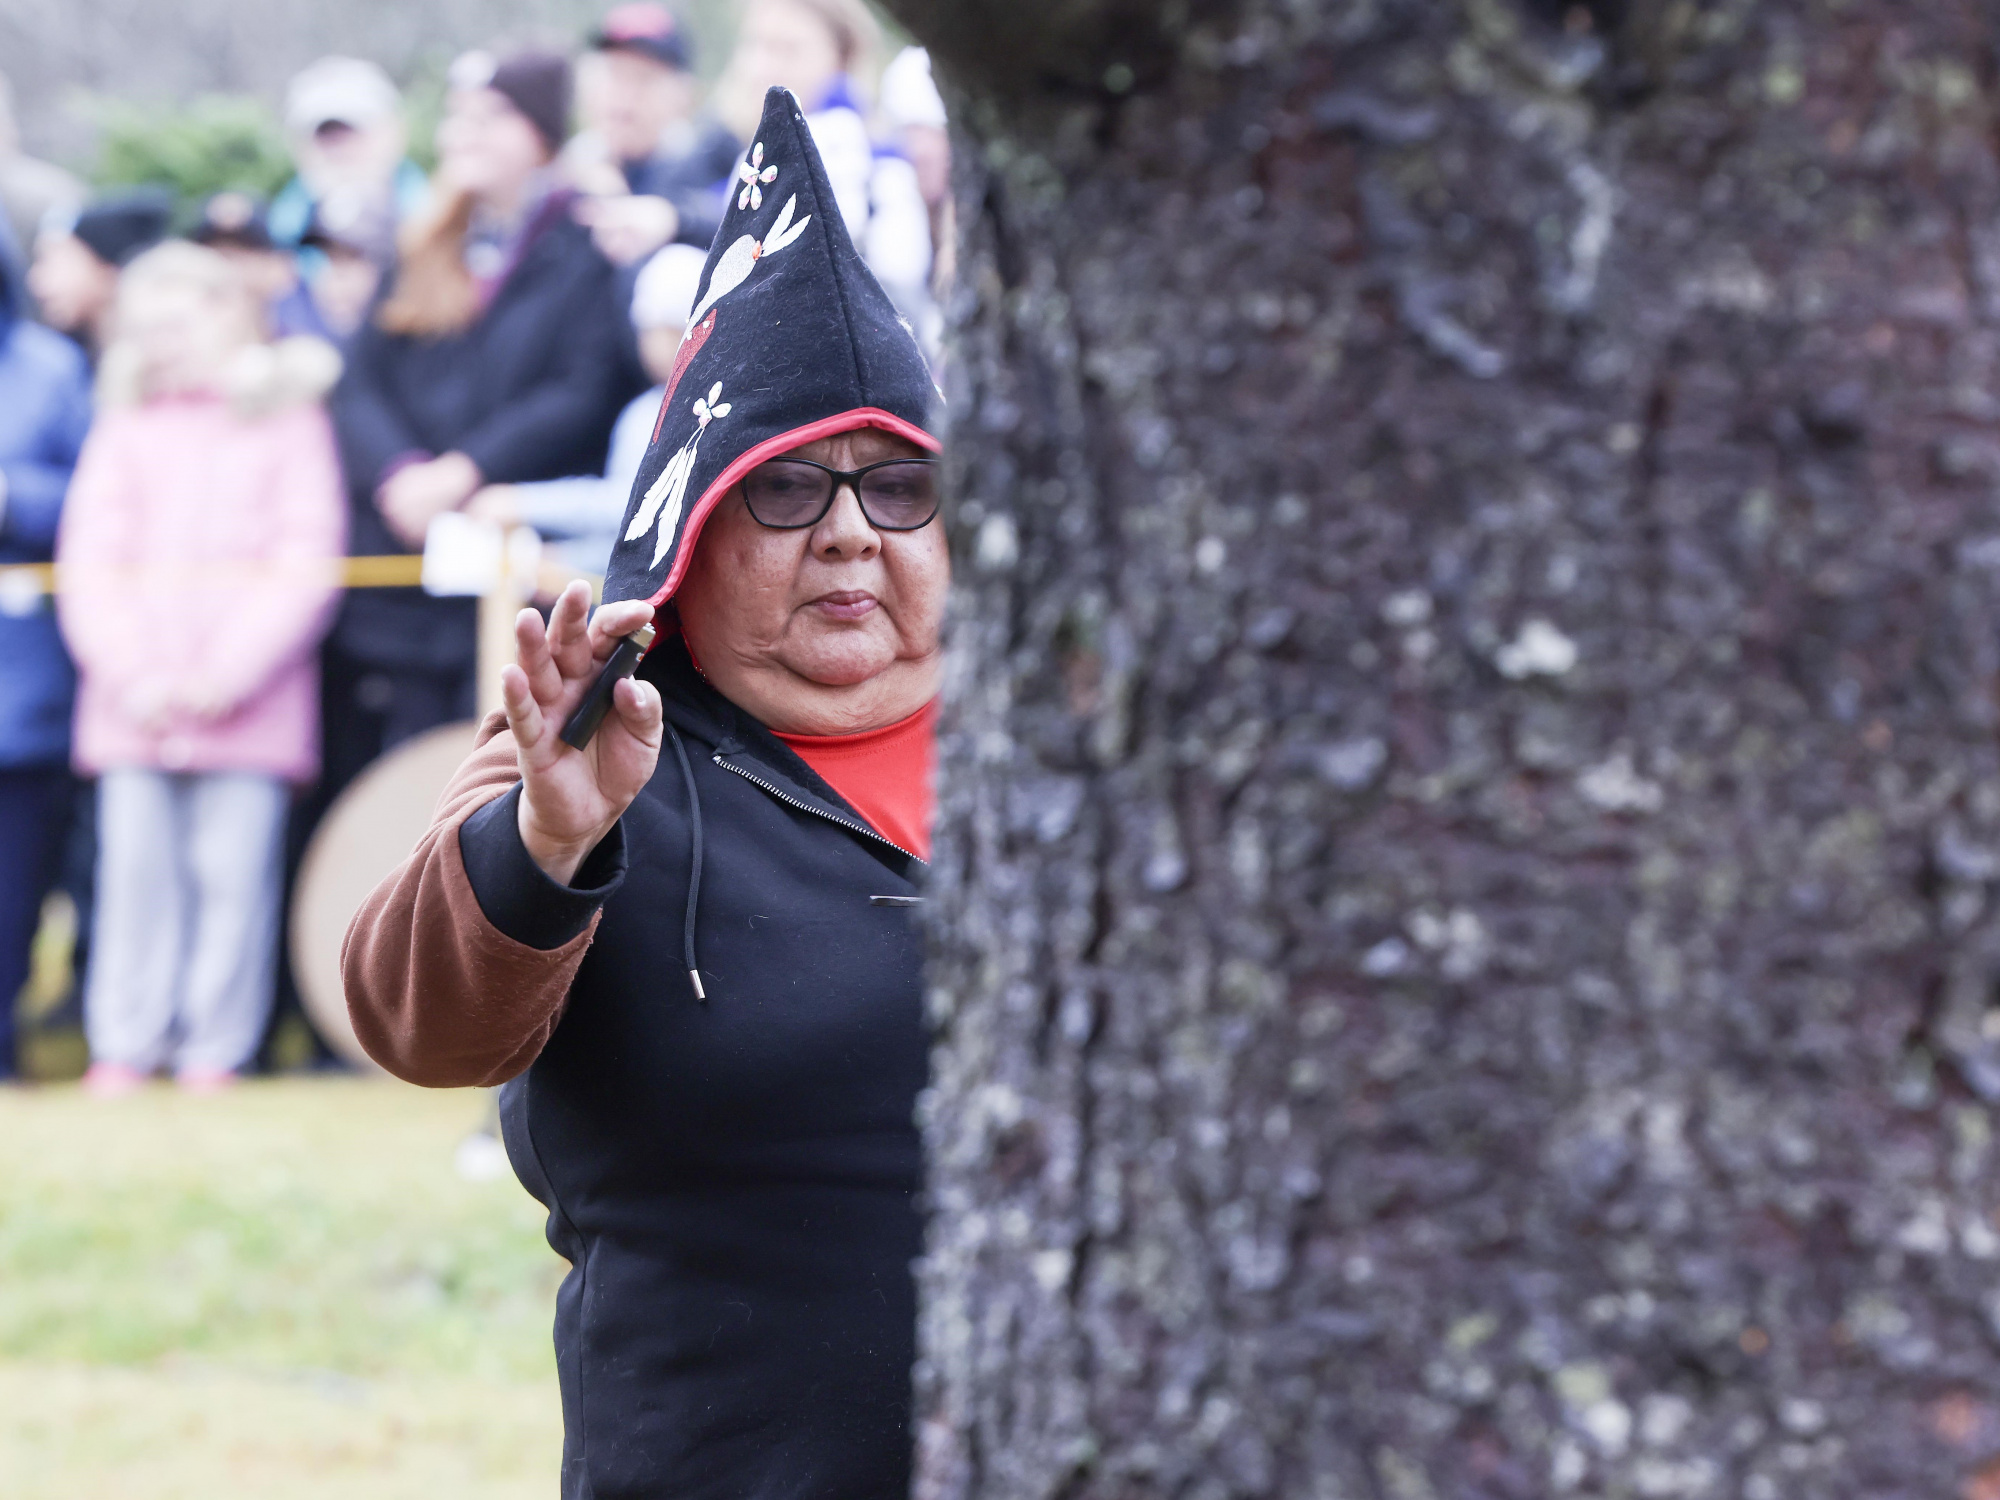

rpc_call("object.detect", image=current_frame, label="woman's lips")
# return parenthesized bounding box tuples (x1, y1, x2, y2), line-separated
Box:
(810, 590, 879, 621)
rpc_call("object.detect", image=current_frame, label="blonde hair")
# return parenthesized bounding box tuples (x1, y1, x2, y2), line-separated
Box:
(100, 241, 261, 405)
(101, 240, 342, 413)
(374, 180, 482, 339)
(117, 239, 249, 314)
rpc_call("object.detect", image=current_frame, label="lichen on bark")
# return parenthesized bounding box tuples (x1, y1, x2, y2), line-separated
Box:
(892, 1, 2000, 1495)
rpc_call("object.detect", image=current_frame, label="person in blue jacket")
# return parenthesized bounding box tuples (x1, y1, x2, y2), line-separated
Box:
(0, 219, 93, 1078)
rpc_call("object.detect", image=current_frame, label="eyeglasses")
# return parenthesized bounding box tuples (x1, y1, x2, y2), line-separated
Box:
(740, 457, 941, 531)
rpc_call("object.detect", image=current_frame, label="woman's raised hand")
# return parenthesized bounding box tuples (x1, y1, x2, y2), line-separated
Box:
(502, 581, 664, 884)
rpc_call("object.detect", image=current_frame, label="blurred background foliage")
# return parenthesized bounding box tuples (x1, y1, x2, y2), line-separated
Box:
(89, 96, 293, 201)
(0, 0, 743, 174)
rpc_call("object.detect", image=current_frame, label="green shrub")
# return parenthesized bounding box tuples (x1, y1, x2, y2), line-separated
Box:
(90, 94, 294, 210)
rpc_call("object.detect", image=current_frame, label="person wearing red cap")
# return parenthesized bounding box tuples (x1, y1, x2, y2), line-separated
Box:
(572, 3, 743, 265)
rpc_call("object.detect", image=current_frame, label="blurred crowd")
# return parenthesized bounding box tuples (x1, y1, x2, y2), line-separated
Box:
(0, 0, 953, 1090)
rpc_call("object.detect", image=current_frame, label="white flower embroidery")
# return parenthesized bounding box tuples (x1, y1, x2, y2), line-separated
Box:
(736, 141, 778, 210)
(692, 383, 731, 426)
(626, 384, 732, 568)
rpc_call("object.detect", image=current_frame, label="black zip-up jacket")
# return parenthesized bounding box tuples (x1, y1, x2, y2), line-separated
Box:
(343, 638, 927, 1499)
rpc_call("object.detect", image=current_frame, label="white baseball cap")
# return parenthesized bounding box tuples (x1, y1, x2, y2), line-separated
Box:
(285, 56, 401, 136)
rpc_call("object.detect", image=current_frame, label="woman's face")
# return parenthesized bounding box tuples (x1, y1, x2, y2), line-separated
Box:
(675, 427, 948, 735)
(436, 87, 548, 206)
(732, 0, 845, 107)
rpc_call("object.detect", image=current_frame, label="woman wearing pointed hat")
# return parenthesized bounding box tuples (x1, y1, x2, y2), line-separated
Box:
(344, 87, 945, 1498)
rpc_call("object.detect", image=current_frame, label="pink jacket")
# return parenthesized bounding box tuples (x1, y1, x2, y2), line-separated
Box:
(57, 396, 346, 782)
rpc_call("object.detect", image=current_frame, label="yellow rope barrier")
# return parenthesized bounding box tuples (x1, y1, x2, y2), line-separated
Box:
(0, 554, 598, 598)
(333, 555, 429, 588)
(0, 556, 427, 594)
(0, 540, 603, 729)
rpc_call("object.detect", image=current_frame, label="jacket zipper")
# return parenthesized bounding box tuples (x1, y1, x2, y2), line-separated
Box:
(712, 753, 927, 864)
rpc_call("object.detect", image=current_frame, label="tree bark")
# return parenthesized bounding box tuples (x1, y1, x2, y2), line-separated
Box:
(889, 1, 2000, 1496)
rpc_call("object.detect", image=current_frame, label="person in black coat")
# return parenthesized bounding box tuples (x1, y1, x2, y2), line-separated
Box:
(345, 90, 946, 1498)
(324, 49, 644, 795)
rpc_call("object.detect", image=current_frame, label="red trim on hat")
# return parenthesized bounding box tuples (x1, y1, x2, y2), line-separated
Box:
(644, 407, 942, 608)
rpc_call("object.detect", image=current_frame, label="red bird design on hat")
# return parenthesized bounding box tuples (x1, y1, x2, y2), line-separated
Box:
(652, 308, 715, 441)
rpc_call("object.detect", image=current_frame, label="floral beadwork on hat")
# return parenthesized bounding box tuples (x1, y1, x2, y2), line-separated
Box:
(627, 383, 731, 567)
(736, 141, 778, 211)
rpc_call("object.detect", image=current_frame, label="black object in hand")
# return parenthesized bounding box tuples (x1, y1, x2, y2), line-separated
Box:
(560, 622, 658, 750)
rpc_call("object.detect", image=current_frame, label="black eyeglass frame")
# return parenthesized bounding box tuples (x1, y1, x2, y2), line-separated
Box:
(738, 456, 943, 532)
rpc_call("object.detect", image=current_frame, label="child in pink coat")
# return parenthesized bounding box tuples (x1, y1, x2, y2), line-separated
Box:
(56, 241, 345, 1092)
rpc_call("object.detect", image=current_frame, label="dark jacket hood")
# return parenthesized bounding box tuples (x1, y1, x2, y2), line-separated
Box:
(600, 85, 940, 611)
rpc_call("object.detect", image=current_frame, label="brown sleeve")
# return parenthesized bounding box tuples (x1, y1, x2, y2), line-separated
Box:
(340, 712, 599, 1088)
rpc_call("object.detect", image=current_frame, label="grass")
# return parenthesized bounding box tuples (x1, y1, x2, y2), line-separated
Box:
(0, 1076, 564, 1498)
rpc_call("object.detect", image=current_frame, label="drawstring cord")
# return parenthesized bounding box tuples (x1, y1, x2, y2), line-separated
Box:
(666, 722, 707, 1001)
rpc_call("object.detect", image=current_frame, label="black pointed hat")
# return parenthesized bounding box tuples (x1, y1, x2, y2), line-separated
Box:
(602, 86, 940, 609)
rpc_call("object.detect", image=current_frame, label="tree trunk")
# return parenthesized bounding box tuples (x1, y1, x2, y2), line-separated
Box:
(888, 1, 2000, 1495)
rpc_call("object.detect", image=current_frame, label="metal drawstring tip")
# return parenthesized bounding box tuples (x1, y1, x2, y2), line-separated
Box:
(689, 969, 707, 1002)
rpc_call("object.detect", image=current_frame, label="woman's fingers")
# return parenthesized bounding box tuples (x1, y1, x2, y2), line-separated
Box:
(500, 663, 546, 748)
(587, 598, 656, 661)
(514, 589, 658, 765)
(545, 582, 597, 681)
(612, 676, 664, 741)
(515, 607, 565, 707)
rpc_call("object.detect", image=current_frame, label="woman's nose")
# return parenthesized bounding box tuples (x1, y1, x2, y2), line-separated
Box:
(813, 484, 880, 558)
